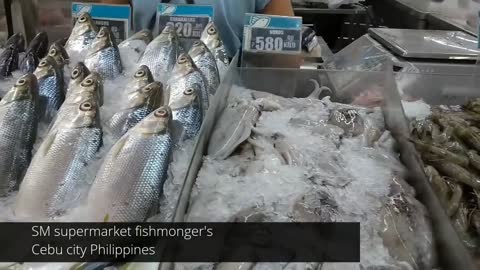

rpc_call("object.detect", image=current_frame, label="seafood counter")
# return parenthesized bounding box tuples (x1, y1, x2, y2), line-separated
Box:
(0, 10, 229, 224)
(180, 85, 435, 269)
(0, 9, 475, 270)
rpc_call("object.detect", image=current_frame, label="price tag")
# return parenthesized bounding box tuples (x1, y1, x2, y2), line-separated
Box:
(243, 13, 302, 54)
(72, 2, 131, 44)
(157, 4, 213, 39)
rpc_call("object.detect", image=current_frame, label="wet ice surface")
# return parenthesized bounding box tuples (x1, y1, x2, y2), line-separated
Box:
(178, 86, 434, 270)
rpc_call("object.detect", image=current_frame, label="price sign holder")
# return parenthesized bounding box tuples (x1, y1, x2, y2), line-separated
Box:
(157, 4, 213, 49)
(242, 13, 302, 68)
(72, 2, 131, 45)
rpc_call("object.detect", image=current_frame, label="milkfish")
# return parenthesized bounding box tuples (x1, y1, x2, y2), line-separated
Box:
(49, 72, 103, 134)
(0, 44, 19, 79)
(169, 83, 203, 142)
(47, 40, 70, 68)
(200, 22, 230, 79)
(65, 12, 98, 56)
(0, 74, 38, 196)
(85, 27, 123, 79)
(85, 106, 173, 222)
(14, 95, 103, 219)
(33, 56, 65, 122)
(118, 29, 153, 64)
(139, 25, 181, 83)
(20, 32, 49, 74)
(5, 32, 25, 52)
(189, 40, 220, 95)
(167, 53, 209, 114)
(65, 62, 90, 99)
(106, 81, 164, 139)
(124, 65, 154, 94)
(0, 33, 24, 78)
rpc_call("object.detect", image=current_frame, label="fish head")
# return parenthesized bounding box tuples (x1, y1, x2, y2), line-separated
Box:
(90, 27, 116, 54)
(6, 32, 25, 52)
(188, 40, 210, 60)
(126, 81, 163, 109)
(169, 84, 200, 111)
(77, 72, 104, 106)
(172, 53, 196, 76)
(201, 22, 222, 49)
(48, 43, 69, 66)
(67, 98, 100, 128)
(136, 106, 172, 135)
(129, 29, 153, 44)
(33, 56, 58, 79)
(155, 25, 178, 46)
(71, 12, 98, 38)
(70, 62, 91, 86)
(0, 74, 38, 104)
(130, 65, 154, 89)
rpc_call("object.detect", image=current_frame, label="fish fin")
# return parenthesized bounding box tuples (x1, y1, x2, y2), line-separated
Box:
(40, 131, 58, 156)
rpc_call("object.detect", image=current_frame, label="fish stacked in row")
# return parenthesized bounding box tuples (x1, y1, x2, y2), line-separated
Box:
(0, 12, 232, 223)
(411, 100, 480, 253)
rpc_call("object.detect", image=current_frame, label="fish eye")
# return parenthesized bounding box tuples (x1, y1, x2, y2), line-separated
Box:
(39, 60, 48, 67)
(48, 48, 57, 56)
(184, 88, 194, 95)
(143, 86, 152, 92)
(135, 70, 145, 78)
(80, 102, 93, 111)
(79, 15, 87, 23)
(98, 30, 106, 38)
(72, 69, 80, 78)
(154, 108, 168, 117)
(207, 26, 216, 35)
(178, 55, 188, 64)
(16, 78, 26, 86)
(81, 78, 94, 87)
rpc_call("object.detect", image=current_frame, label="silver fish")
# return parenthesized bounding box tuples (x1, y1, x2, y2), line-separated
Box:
(85, 27, 123, 79)
(118, 29, 153, 63)
(5, 32, 25, 52)
(34, 56, 65, 123)
(65, 12, 98, 55)
(49, 72, 103, 134)
(106, 81, 164, 139)
(125, 65, 154, 94)
(0, 74, 38, 196)
(65, 62, 90, 99)
(0, 44, 19, 79)
(47, 41, 70, 68)
(189, 40, 220, 95)
(86, 106, 173, 222)
(20, 32, 49, 74)
(200, 22, 230, 78)
(14, 97, 103, 219)
(170, 84, 203, 142)
(139, 25, 181, 83)
(167, 53, 209, 114)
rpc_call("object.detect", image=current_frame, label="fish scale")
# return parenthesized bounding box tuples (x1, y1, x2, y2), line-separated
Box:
(108, 107, 151, 138)
(15, 127, 102, 218)
(0, 98, 37, 195)
(87, 128, 173, 222)
(173, 105, 202, 140)
(85, 46, 122, 79)
(38, 75, 64, 122)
